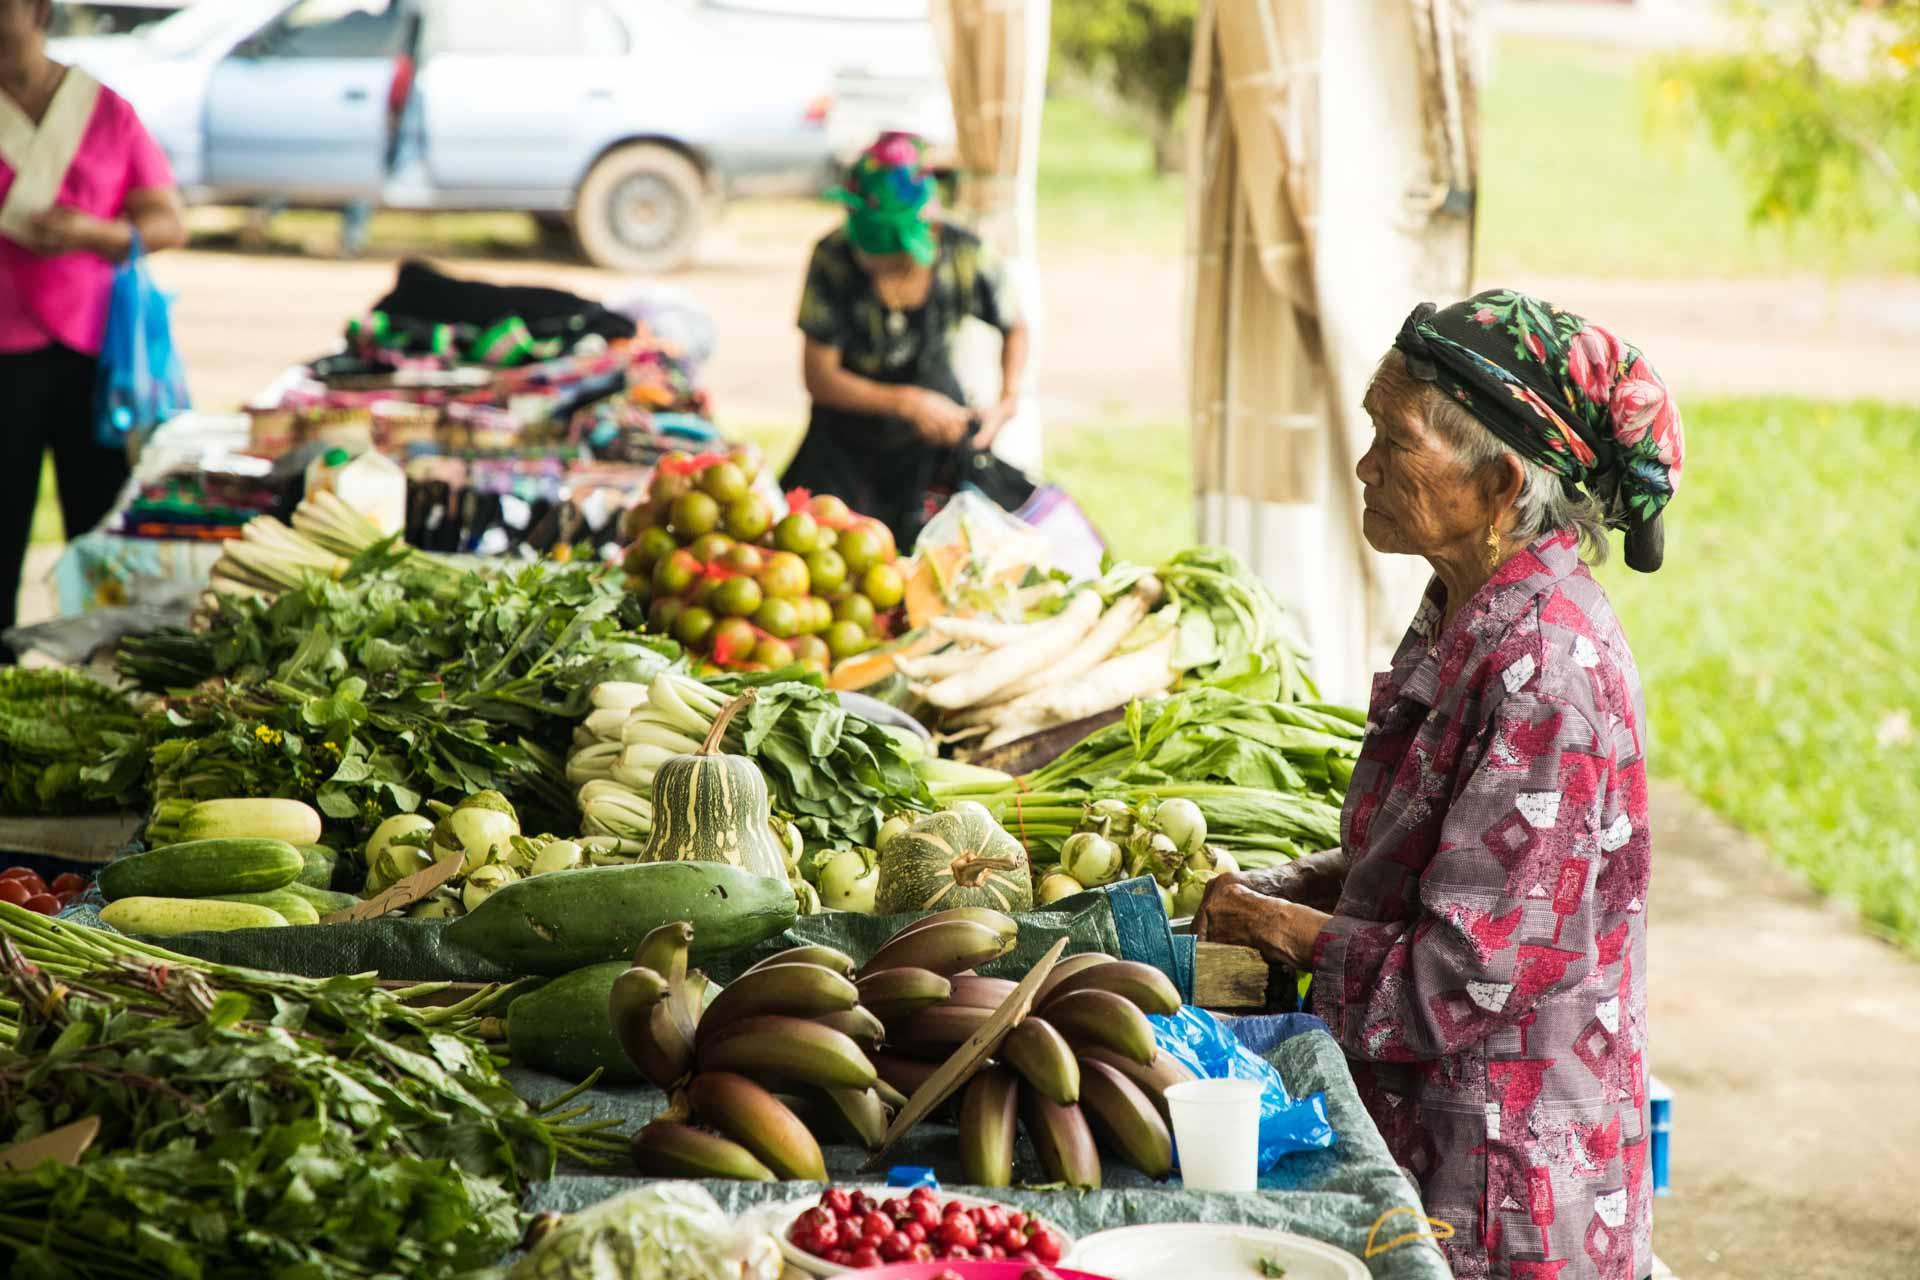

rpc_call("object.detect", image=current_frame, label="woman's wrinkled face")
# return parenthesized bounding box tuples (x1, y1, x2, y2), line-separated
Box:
(1355, 359, 1493, 558)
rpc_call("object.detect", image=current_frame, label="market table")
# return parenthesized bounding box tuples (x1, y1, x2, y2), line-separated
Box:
(506, 1015, 1451, 1280)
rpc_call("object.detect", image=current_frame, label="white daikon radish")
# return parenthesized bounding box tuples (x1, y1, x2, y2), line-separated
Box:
(894, 645, 993, 681)
(917, 590, 1105, 708)
(928, 613, 1041, 647)
(973, 633, 1180, 747)
(986, 577, 1161, 705)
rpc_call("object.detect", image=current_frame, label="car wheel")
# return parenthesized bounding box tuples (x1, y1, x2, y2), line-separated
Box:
(575, 143, 706, 273)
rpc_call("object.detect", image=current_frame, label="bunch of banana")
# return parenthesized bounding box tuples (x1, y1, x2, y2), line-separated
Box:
(927, 953, 1195, 1190)
(617, 922, 909, 1181)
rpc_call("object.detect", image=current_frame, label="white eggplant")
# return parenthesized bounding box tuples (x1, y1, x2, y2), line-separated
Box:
(1037, 871, 1084, 905)
(461, 863, 519, 913)
(1060, 830, 1125, 888)
(1154, 798, 1208, 856)
(816, 846, 880, 913)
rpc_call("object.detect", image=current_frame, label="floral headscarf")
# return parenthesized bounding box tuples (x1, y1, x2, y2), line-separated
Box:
(1394, 288, 1685, 572)
(829, 132, 938, 266)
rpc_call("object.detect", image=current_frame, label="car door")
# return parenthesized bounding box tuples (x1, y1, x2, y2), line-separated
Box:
(203, 0, 413, 200)
(413, 0, 630, 201)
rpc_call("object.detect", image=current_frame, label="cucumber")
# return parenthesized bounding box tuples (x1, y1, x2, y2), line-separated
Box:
(504, 962, 643, 1084)
(282, 882, 358, 916)
(213, 889, 321, 926)
(98, 838, 305, 903)
(100, 897, 287, 936)
(447, 862, 796, 976)
(178, 798, 323, 846)
(295, 844, 338, 890)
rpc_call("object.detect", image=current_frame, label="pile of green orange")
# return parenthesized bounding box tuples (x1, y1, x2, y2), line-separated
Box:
(620, 448, 907, 672)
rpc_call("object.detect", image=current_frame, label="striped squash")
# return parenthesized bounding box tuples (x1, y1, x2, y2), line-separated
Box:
(642, 691, 790, 883)
(876, 802, 1032, 914)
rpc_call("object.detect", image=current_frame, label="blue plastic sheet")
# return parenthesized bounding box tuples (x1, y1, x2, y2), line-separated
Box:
(94, 232, 190, 449)
(1152, 1005, 1335, 1172)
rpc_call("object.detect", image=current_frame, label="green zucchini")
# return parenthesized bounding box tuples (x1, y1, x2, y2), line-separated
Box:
(98, 838, 305, 902)
(281, 882, 358, 916)
(447, 862, 796, 976)
(100, 897, 287, 936)
(504, 962, 643, 1084)
(295, 844, 338, 890)
(214, 889, 321, 926)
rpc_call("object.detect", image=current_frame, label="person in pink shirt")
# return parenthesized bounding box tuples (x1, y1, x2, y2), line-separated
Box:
(1, 0, 184, 658)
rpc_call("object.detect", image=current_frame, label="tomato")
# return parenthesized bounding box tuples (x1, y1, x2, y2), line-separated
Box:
(1029, 1228, 1065, 1264)
(881, 1231, 913, 1262)
(849, 1247, 882, 1270)
(23, 894, 60, 916)
(1, 868, 45, 896)
(937, 1215, 978, 1252)
(51, 873, 87, 894)
(904, 1223, 927, 1245)
(820, 1189, 852, 1219)
(0, 881, 29, 907)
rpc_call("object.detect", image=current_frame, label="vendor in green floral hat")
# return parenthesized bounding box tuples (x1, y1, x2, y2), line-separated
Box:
(782, 131, 1029, 546)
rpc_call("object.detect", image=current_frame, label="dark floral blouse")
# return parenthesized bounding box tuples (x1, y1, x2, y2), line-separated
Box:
(797, 223, 1018, 383)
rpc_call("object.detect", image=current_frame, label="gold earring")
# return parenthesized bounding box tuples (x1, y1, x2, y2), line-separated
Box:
(1484, 525, 1502, 573)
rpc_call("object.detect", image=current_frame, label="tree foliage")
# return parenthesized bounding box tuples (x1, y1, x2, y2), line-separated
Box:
(1653, 0, 1920, 237)
(1051, 0, 1198, 171)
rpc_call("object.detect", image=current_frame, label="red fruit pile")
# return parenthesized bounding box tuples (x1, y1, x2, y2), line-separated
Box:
(0, 867, 85, 916)
(787, 1185, 1066, 1271)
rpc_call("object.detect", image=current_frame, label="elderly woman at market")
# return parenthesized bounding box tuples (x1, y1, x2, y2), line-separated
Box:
(784, 132, 1029, 546)
(0, 0, 185, 659)
(1197, 291, 1682, 1280)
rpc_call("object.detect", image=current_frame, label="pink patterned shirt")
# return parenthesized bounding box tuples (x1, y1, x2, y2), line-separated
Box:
(1312, 530, 1653, 1280)
(0, 81, 174, 355)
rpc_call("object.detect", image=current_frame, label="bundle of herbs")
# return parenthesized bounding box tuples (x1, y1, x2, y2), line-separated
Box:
(0, 669, 147, 816)
(0, 902, 622, 1278)
(114, 545, 676, 849)
(930, 687, 1364, 867)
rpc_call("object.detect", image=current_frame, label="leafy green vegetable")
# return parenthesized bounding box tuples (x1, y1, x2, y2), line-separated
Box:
(1158, 547, 1317, 701)
(115, 545, 676, 851)
(1258, 1255, 1288, 1278)
(0, 669, 146, 816)
(0, 902, 622, 1278)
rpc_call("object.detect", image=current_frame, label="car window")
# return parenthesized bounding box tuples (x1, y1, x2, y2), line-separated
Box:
(246, 0, 409, 59)
(428, 0, 630, 56)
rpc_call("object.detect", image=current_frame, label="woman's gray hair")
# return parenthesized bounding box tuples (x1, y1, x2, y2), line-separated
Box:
(1369, 351, 1611, 564)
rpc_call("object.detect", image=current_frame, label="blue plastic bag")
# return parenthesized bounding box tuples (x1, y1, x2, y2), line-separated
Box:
(1151, 1005, 1335, 1172)
(94, 232, 190, 449)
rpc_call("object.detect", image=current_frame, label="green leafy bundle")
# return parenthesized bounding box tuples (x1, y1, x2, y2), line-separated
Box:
(115, 546, 676, 848)
(0, 669, 147, 816)
(1157, 546, 1318, 701)
(0, 902, 621, 1278)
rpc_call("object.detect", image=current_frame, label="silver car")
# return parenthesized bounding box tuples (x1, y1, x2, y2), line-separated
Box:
(54, 0, 955, 271)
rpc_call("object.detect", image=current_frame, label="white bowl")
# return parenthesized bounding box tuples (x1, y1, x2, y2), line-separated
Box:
(1068, 1222, 1369, 1280)
(772, 1185, 1076, 1278)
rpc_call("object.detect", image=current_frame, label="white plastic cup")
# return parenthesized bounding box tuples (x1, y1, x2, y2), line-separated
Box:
(1165, 1078, 1264, 1191)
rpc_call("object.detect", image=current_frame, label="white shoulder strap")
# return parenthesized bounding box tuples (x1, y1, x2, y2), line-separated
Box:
(0, 68, 104, 245)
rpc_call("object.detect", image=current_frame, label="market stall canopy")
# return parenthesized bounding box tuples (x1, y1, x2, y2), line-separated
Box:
(930, 0, 1049, 473)
(1186, 0, 1478, 703)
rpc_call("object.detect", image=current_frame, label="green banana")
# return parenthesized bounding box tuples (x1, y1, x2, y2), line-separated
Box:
(1079, 1057, 1173, 1178)
(859, 920, 1014, 978)
(887, 1002, 993, 1056)
(958, 1067, 1019, 1187)
(889, 905, 1018, 947)
(694, 1015, 877, 1090)
(946, 975, 1019, 1010)
(1033, 952, 1118, 1006)
(694, 963, 858, 1047)
(1001, 1016, 1080, 1104)
(813, 1005, 886, 1051)
(629, 1120, 776, 1181)
(632, 921, 694, 988)
(1078, 1048, 1197, 1125)
(744, 943, 858, 978)
(1022, 1090, 1102, 1189)
(820, 1085, 892, 1150)
(872, 1077, 911, 1112)
(1041, 959, 1182, 1016)
(853, 966, 953, 1022)
(686, 1071, 827, 1181)
(608, 967, 686, 1089)
(1044, 988, 1157, 1064)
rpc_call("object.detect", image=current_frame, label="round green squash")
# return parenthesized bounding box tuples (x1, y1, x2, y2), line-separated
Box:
(642, 689, 791, 884)
(875, 801, 1033, 914)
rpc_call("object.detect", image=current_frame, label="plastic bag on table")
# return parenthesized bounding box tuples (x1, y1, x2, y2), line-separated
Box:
(1151, 1004, 1335, 1171)
(509, 1182, 782, 1280)
(94, 232, 191, 450)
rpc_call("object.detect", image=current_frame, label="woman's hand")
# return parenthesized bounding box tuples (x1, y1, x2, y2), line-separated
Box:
(22, 206, 122, 258)
(1194, 876, 1332, 970)
(896, 387, 973, 447)
(971, 397, 1020, 450)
